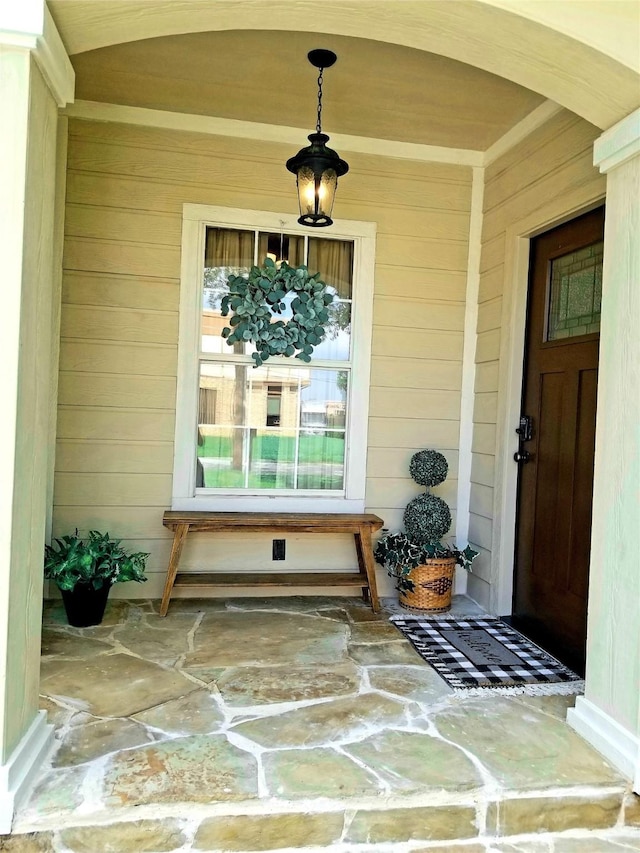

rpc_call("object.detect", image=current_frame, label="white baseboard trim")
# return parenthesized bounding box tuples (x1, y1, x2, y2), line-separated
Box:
(568, 696, 639, 788)
(0, 711, 54, 834)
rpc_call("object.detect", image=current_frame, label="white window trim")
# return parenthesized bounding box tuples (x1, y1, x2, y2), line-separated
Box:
(171, 204, 376, 513)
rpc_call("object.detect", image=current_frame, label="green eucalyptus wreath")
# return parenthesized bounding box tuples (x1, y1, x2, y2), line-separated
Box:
(220, 257, 334, 367)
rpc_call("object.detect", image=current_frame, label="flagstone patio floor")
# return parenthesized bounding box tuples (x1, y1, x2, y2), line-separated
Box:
(3, 595, 640, 851)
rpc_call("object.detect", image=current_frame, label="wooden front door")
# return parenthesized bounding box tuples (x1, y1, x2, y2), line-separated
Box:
(513, 207, 604, 674)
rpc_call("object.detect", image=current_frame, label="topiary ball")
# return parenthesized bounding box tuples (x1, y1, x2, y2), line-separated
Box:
(409, 449, 448, 488)
(403, 493, 452, 544)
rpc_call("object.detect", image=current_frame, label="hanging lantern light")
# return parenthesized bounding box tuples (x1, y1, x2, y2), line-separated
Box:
(286, 49, 349, 228)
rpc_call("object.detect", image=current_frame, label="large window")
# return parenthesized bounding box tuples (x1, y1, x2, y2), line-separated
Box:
(173, 206, 375, 512)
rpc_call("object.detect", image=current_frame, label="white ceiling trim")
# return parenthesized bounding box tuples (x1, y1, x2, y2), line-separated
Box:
(63, 100, 485, 167)
(483, 100, 564, 166)
(593, 106, 640, 173)
(64, 99, 567, 169)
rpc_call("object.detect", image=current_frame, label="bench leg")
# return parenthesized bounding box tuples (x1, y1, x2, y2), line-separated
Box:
(354, 525, 380, 613)
(160, 523, 189, 617)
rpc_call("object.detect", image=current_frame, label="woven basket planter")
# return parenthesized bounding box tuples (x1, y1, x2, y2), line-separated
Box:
(399, 556, 456, 613)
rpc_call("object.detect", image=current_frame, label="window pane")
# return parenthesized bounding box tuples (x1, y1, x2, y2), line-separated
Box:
(199, 363, 249, 427)
(197, 427, 243, 488)
(202, 227, 254, 354)
(257, 232, 304, 268)
(249, 430, 296, 489)
(547, 241, 603, 341)
(297, 431, 345, 490)
(196, 365, 347, 491)
(308, 237, 353, 299)
(299, 369, 347, 429)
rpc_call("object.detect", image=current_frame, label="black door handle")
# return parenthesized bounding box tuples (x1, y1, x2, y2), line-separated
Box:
(513, 450, 531, 463)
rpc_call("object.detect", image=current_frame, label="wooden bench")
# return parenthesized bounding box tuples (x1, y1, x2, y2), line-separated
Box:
(160, 511, 384, 616)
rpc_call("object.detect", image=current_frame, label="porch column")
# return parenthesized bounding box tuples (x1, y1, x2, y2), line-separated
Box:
(567, 108, 640, 789)
(0, 1, 73, 831)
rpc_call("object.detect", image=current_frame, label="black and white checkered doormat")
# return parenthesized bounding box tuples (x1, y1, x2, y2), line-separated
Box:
(391, 616, 584, 694)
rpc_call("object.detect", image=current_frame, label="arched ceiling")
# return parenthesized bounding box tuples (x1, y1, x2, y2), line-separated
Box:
(70, 30, 546, 151)
(48, 0, 640, 130)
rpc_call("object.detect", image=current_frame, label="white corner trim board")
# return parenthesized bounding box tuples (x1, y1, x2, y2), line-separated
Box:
(455, 165, 484, 595)
(0, 711, 54, 834)
(568, 696, 640, 787)
(34, 7, 75, 108)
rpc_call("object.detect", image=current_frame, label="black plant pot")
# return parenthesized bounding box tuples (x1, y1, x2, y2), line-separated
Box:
(60, 582, 112, 627)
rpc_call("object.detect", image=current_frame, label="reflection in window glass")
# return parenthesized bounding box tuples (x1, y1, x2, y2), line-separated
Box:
(199, 227, 353, 492)
(547, 241, 603, 341)
(197, 365, 347, 491)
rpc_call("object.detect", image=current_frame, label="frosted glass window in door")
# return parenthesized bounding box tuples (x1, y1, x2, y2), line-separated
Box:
(547, 241, 603, 341)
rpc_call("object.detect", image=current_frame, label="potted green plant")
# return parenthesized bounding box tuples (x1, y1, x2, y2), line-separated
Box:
(374, 450, 478, 612)
(44, 530, 149, 627)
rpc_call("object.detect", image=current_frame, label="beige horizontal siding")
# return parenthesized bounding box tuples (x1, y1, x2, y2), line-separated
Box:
(63, 271, 179, 312)
(371, 356, 462, 391)
(367, 448, 459, 480)
(470, 453, 495, 488)
(473, 392, 499, 425)
(57, 407, 176, 442)
(374, 266, 467, 303)
(369, 388, 461, 421)
(372, 328, 463, 363)
(53, 118, 471, 596)
(373, 298, 465, 332)
(61, 303, 178, 344)
(58, 372, 176, 410)
(55, 440, 174, 474)
(468, 514, 492, 551)
(468, 110, 605, 604)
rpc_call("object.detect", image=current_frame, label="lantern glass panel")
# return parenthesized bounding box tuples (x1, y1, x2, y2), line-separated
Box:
(296, 166, 337, 222)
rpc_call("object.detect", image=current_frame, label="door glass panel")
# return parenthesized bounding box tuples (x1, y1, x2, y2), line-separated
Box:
(546, 240, 603, 341)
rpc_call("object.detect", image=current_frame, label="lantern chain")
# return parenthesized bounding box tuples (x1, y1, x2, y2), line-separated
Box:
(316, 68, 324, 134)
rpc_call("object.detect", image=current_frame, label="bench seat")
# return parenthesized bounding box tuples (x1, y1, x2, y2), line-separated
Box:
(160, 511, 384, 616)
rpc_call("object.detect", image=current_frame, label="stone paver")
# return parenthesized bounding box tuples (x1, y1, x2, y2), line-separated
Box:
(40, 654, 197, 717)
(60, 819, 187, 852)
(625, 792, 640, 825)
(553, 837, 640, 851)
(263, 747, 383, 797)
(53, 717, 153, 766)
(10, 596, 634, 853)
(193, 812, 344, 850)
(132, 690, 224, 735)
(0, 832, 55, 851)
(349, 621, 405, 643)
(215, 662, 360, 706)
(40, 629, 111, 659)
(348, 640, 424, 665)
(486, 792, 623, 835)
(368, 664, 452, 703)
(232, 693, 407, 748)
(21, 766, 87, 819)
(345, 804, 478, 843)
(434, 695, 623, 789)
(113, 618, 195, 665)
(103, 734, 258, 806)
(345, 729, 482, 793)
(184, 610, 349, 669)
